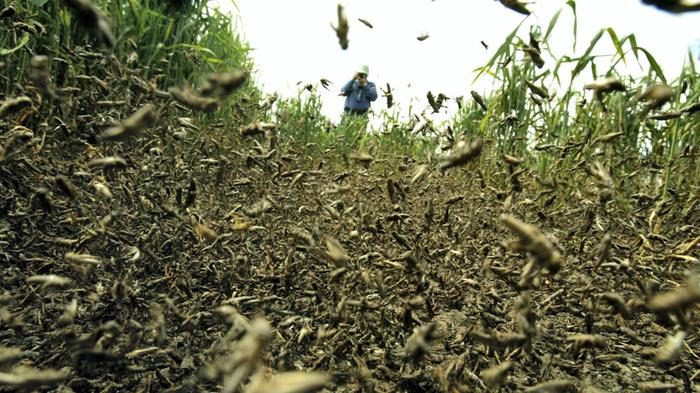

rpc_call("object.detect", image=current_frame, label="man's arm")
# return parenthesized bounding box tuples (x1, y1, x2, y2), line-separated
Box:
(340, 80, 356, 96)
(364, 82, 378, 101)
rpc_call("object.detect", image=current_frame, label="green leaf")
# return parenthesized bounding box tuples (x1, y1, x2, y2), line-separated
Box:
(571, 28, 604, 80)
(552, 55, 574, 84)
(0, 33, 30, 56)
(606, 28, 626, 65)
(30, 0, 50, 6)
(544, 8, 563, 42)
(635, 46, 666, 83)
(473, 21, 524, 82)
(567, 0, 578, 51)
(591, 62, 597, 79)
(628, 34, 639, 61)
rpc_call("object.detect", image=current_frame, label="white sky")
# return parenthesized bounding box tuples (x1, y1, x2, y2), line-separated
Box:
(213, 0, 700, 125)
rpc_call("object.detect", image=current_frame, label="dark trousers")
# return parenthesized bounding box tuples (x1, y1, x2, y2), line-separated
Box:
(344, 107, 368, 116)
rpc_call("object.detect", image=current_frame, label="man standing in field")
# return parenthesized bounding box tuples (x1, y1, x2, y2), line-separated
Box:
(340, 64, 378, 118)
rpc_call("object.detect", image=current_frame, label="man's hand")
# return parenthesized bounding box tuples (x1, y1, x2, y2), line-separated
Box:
(357, 74, 367, 87)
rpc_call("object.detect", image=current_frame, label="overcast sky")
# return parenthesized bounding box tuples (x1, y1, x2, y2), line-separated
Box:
(213, 0, 700, 124)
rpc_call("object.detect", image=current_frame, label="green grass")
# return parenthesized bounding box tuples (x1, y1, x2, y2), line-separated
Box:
(2, 0, 698, 205)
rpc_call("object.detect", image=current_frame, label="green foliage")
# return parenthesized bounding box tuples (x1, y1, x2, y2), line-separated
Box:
(2, 0, 698, 204)
(453, 0, 699, 199)
(1, 0, 260, 138)
(3, 0, 254, 89)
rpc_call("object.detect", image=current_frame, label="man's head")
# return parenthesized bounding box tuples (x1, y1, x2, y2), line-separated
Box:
(356, 64, 369, 78)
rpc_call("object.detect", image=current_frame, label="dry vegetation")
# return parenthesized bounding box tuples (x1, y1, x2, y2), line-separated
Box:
(1, 0, 700, 392)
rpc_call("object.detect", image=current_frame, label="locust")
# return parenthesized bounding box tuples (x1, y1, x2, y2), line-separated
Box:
(319, 78, 332, 90)
(0, 366, 68, 390)
(524, 379, 577, 393)
(324, 236, 349, 265)
(642, 0, 700, 13)
(357, 17, 373, 28)
(438, 140, 483, 171)
(522, 45, 544, 68)
(26, 275, 73, 289)
(411, 164, 429, 185)
(348, 151, 373, 167)
(169, 86, 219, 112)
(29, 55, 56, 99)
(585, 77, 625, 111)
(381, 83, 394, 108)
(589, 161, 613, 204)
(500, 214, 562, 287)
(245, 371, 330, 393)
(62, 0, 114, 47)
(91, 180, 112, 199)
(498, 0, 532, 15)
(599, 292, 630, 318)
(57, 299, 78, 326)
(648, 275, 700, 313)
(639, 83, 673, 110)
(654, 330, 686, 365)
(0, 96, 32, 119)
(403, 322, 436, 363)
(87, 156, 127, 169)
(245, 196, 274, 217)
(480, 361, 514, 390)
(638, 381, 678, 392)
(288, 226, 316, 247)
(471, 90, 487, 110)
(0, 347, 30, 367)
(65, 252, 101, 266)
(201, 70, 247, 98)
(194, 222, 218, 243)
(427, 91, 440, 113)
(566, 334, 607, 349)
(332, 4, 349, 50)
(100, 104, 156, 140)
(54, 175, 78, 199)
(240, 121, 277, 137)
(514, 292, 537, 337)
(526, 80, 549, 99)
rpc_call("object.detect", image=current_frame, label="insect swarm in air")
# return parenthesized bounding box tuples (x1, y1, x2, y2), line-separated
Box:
(2, 1, 700, 392)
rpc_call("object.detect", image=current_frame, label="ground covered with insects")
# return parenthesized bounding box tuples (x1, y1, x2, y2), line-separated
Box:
(2, 1, 700, 392)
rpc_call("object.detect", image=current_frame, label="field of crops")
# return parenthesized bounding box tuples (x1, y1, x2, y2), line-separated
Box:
(1, 1, 699, 392)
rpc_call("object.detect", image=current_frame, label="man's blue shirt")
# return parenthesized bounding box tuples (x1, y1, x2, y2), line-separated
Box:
(341, 80, 378, 112)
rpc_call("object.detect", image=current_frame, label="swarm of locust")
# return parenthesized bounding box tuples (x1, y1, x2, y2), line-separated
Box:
(203, 317, 273, 393)
(201, 316, 329, 393)
(500, 214, 562, 288)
